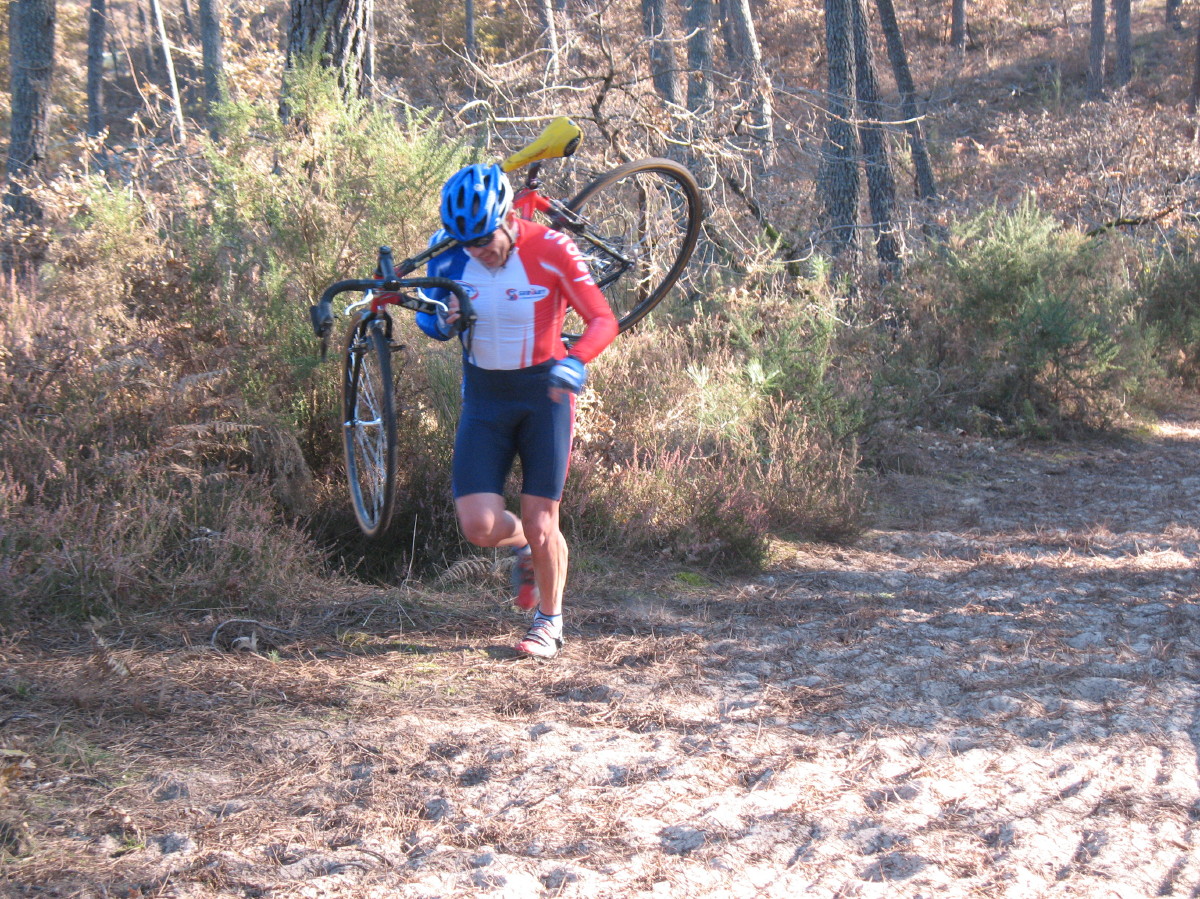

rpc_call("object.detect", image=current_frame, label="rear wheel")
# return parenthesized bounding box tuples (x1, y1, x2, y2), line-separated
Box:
(342, 315, 397, 539)
(558, 158, 702, 340)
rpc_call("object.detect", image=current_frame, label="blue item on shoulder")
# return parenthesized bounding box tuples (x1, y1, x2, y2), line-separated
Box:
(416, 233, 468, 341)
(548, 356, 586, 394)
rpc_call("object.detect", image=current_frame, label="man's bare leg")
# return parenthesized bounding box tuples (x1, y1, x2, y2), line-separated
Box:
(519, 494, 566, 617)
(455, 493, 526, 549)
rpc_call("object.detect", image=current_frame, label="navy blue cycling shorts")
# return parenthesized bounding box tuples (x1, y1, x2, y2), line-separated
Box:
(452, 359, 576, 501)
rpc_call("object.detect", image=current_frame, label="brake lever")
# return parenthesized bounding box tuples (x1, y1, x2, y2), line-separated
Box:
(309, 303, 333, 360)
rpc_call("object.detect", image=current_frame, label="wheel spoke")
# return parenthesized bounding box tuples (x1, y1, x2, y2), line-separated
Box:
(342, 321, 397, 537)
(561, 160, 700, 339)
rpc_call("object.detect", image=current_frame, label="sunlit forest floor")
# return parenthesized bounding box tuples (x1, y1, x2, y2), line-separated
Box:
(4, 405, 1199, 897)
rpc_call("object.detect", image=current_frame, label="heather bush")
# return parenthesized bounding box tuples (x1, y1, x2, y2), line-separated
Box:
(0, 268, 326, 621)
(565, 278, 865, 569)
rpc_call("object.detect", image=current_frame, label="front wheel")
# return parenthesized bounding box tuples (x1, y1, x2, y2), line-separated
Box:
(560, 158, 702, 341)
(342, 315, 398, 539)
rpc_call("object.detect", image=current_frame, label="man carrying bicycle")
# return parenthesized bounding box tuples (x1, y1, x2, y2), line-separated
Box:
(416, 163, 618, 659)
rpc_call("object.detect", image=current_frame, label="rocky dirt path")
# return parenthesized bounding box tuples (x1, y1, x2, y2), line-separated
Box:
(3, 415, 1200, 898)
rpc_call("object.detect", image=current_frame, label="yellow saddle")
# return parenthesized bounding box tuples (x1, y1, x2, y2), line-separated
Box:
(501, 117, 582, 173)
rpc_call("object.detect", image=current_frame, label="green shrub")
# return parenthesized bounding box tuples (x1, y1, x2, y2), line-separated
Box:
(876, 196, 1157, 436)
(1141, 243, 1200, 381)
(946, 194, 1095, 335)
(204, 59, 466, 465)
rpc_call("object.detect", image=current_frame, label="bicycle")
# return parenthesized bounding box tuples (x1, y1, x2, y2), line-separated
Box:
(310, 117, 702, 538)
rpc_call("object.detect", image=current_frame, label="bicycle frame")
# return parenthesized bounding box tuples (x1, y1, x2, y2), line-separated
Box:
(511, 164, 635, 291)
(513, 168, 554, 220)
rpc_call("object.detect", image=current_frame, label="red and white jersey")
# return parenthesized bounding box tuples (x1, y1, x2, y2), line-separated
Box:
(418, 219, 618, 369)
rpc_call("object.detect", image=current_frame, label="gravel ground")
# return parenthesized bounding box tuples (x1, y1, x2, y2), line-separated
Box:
(3, 415, 1199, 898)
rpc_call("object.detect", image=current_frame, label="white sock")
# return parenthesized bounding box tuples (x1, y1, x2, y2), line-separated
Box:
(533, 611, 562, 637)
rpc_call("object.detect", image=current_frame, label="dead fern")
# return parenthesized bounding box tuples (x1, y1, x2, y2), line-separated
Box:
(88, 627, 132, 679)
(435, 557, 504, 587)
(171, 369, 229, 393)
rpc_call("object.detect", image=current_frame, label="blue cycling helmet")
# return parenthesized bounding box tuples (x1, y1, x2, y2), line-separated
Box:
(440, 163, 514, 242)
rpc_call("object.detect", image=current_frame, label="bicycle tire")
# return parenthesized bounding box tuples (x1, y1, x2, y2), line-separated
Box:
(341, 316, 398, 539)
(560, 157, 702, 340)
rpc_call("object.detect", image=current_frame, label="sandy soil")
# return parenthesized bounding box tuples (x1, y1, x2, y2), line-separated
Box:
(3, 413, 1200, 898)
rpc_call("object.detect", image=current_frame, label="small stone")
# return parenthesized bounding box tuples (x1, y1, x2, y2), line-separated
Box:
(156, 832, 196, 855)
(660, 825, 706, 856)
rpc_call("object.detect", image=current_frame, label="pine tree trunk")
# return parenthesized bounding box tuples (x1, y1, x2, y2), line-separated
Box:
(875, 0, 937, 199)
(1087, 0, 1106, 100)
(1190, 18, 1200, 127)
(1167, 0, 1183, 31)
(284, 0, 374, 116)
(87, 0, 106, 138)
(539, 0, 560, 81)
(823, 0, 858, 257)
(641, 0, 677, 106)
(724, 0, 774, 168)
(198, 0, 227, 133)
(139, 1, 159, 81)
(465, 0, 478, 64)
(5, 0, 58, 261)
(150, 0, 186, 142)
(1113, 0, 1131, 88)
(685, 0, 714, 115)
(362, 1, 375, 98)
(950, 0, 966, 50)
(851, 0, 899, 267)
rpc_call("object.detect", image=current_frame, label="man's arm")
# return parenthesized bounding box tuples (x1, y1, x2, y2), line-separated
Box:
(546, 236, 618, 364)
(415, 232, 462, 341)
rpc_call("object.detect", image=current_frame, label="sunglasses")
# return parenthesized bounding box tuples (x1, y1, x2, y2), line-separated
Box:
(464, 230, 499, 248)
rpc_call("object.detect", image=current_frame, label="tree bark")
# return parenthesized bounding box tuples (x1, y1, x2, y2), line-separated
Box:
(539, 0, 561, 81)
(6, 1, 57, 213)
(950, 0, 966, 50)
(641, 0, 677, 106)
(1167, 0, 1183, 31)
(823, 0, 858, 257)
(1113, 0, 1131, 88)
(284, 0, 374, 113)
(851, 0, 899, 267)
(1087, 0, 1106, 100)
(87, 0, 106, 138)
(5, 0, 57, 266)
(362, 0, 375, 98)
(875, 0, 937, 199)
(724, 0, 773, 168)
(198, 0, 227, 133)
(465, 0, 478, 65)
(1190, 17, 1200, 124)
(138, 1, 158, 81)
(685, 0, 714, 115)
